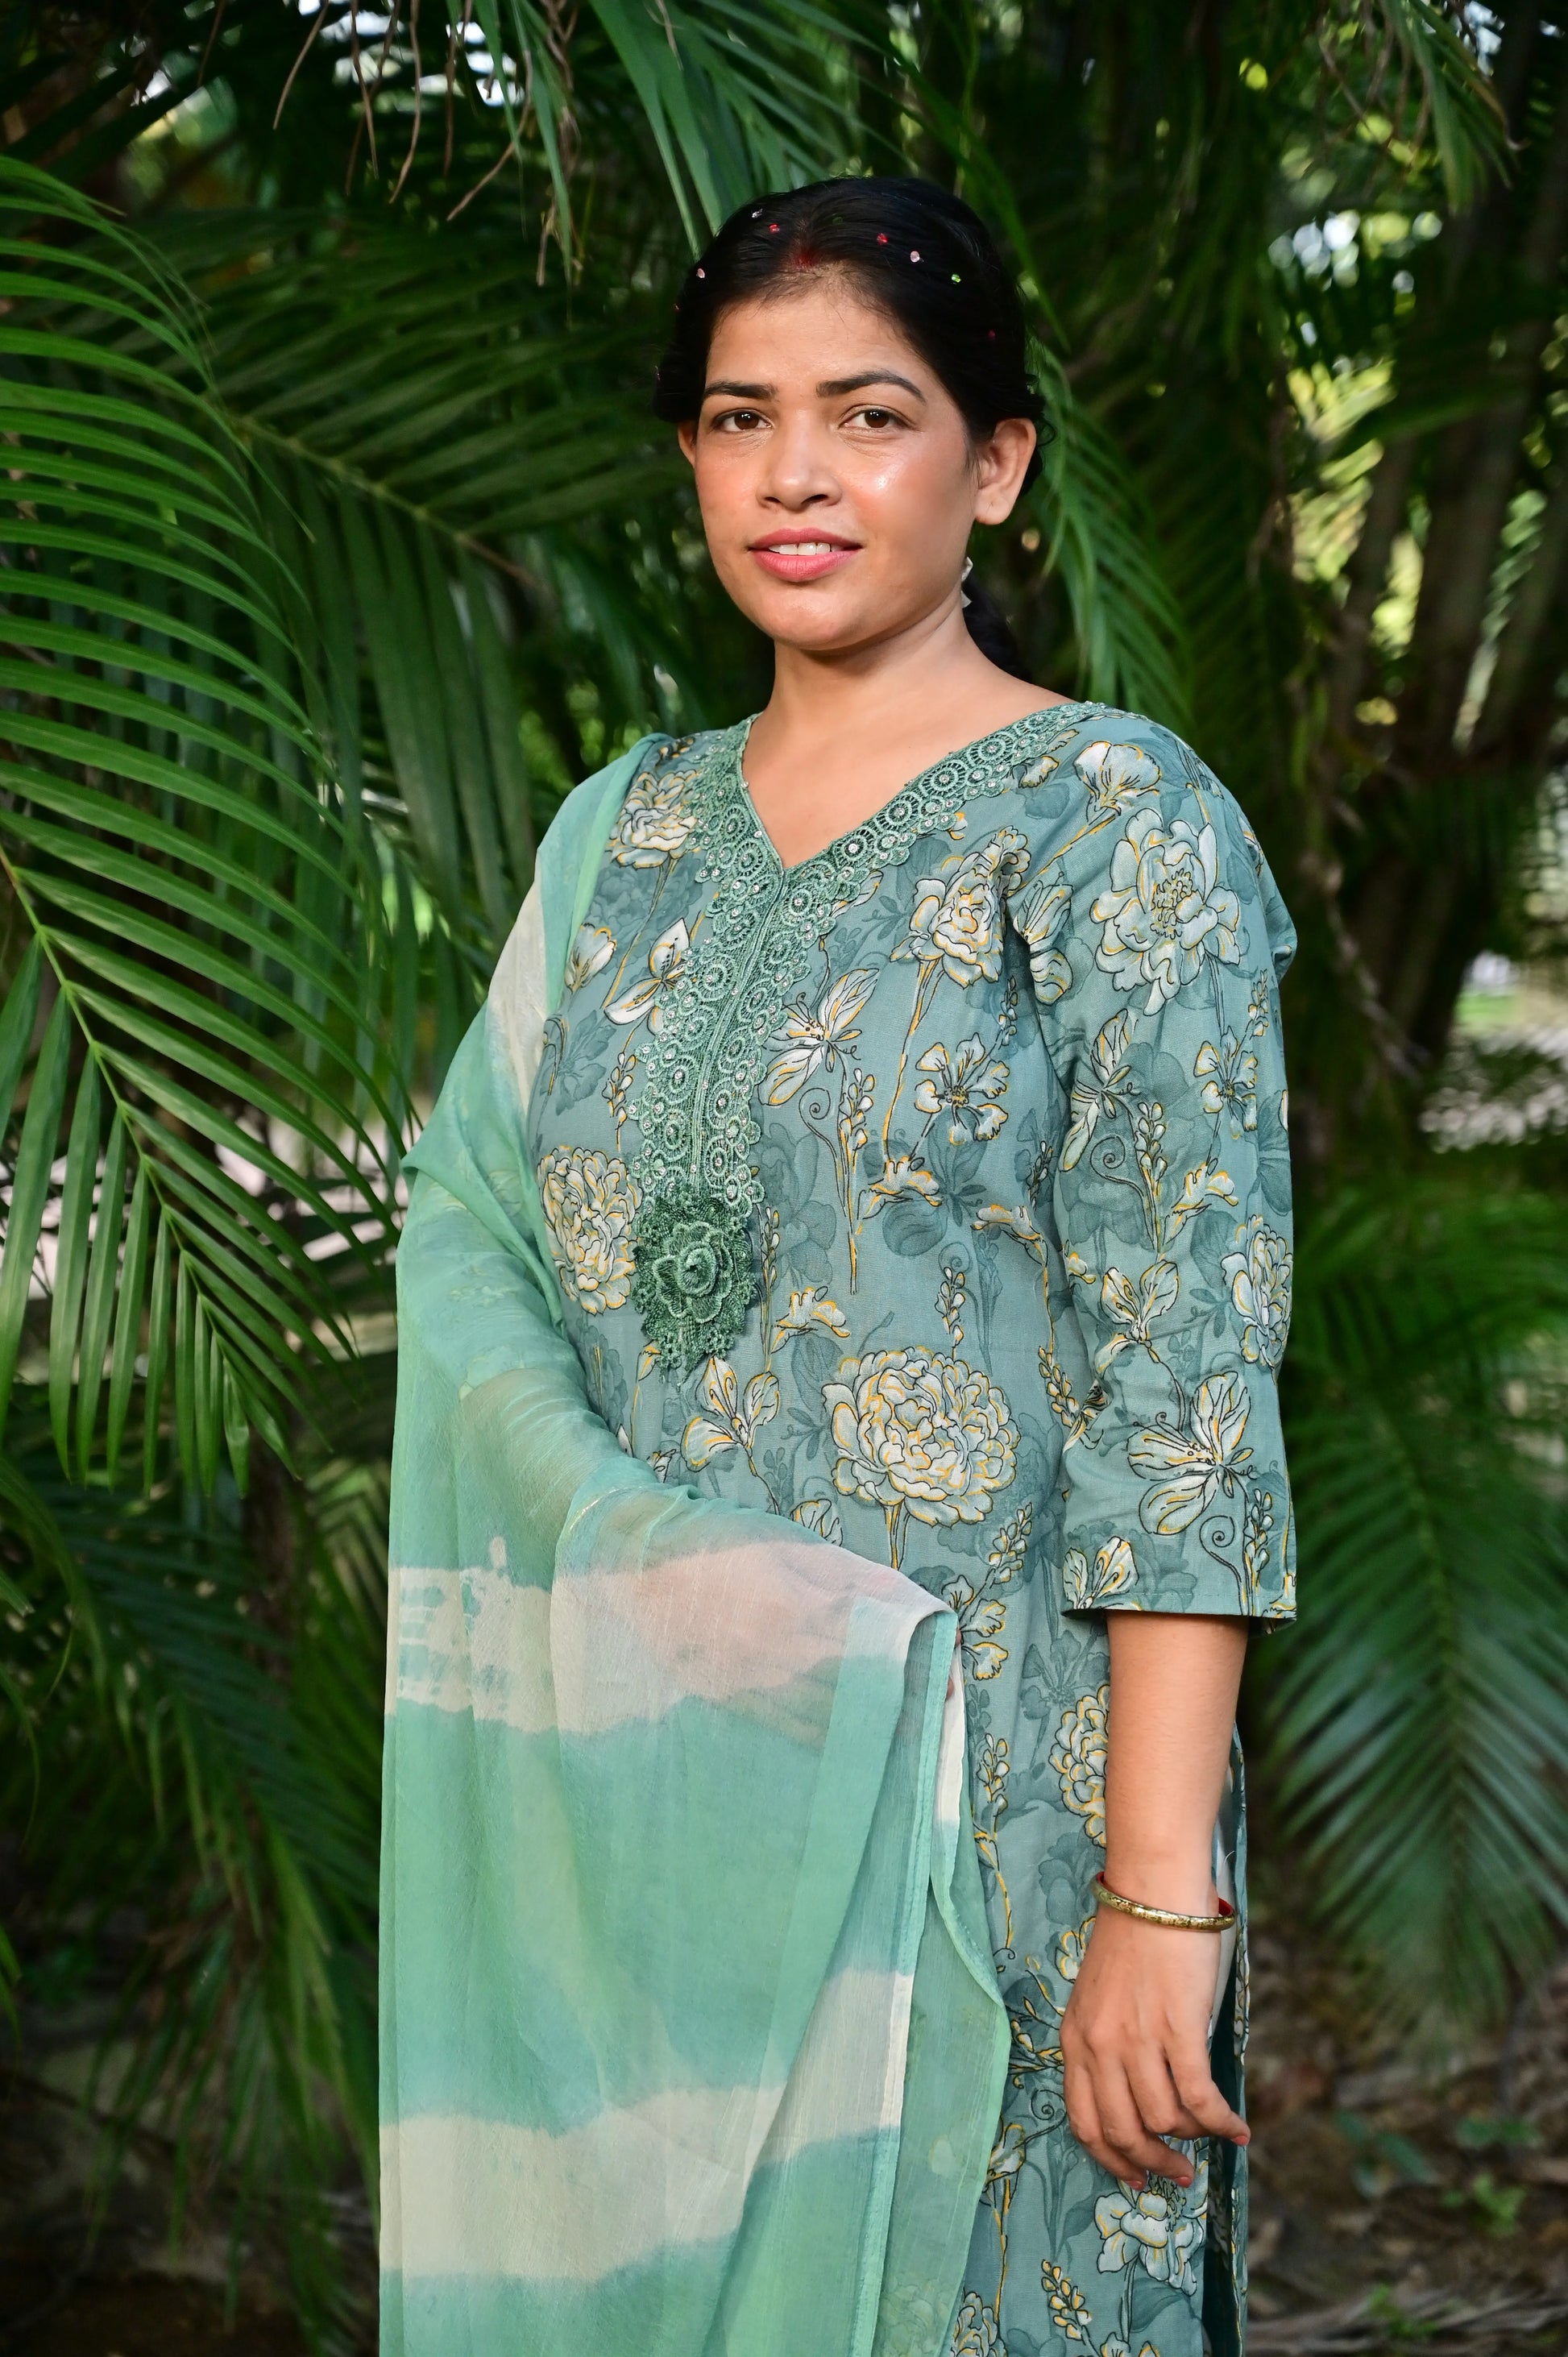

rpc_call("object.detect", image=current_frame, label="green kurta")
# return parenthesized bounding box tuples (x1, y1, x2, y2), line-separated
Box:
(527, 701, 1296, 2357)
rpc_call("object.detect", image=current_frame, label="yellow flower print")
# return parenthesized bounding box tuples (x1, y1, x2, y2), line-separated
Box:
(824, 1345, 1017, 1566)
(605, 919, 691, 1030)
(1093, 2181, 1205, 2292)
(1042, 2259, 1093, 2342)
(763, 969, 876, 1102)
(1221, 1215, 1292, 1368)
(537, 1145, 641, 1315)
(915, 1035, 1010, 1143)
(1063, 1537, 1138, 1609)
(1093, 808, 1243, 1011)
(896, 827, 1032, 986)
(564, 923, 615, 992)
(1075, 737, 1162, 819)
(612, 756, 699, 865)
(1050, 1683, 1108, 1844)
(1056, 1913, 1096, 1987)
(1130, 1370, 1253, 1533)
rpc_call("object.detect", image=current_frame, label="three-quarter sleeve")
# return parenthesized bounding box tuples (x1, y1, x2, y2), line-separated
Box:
(1027, 723, 1297, 1622)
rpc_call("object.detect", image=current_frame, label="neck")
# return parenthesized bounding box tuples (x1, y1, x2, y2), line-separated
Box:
(761, 593, 998, 743)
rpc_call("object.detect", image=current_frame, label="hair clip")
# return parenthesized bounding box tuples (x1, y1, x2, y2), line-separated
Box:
(951, 272, 962, 284)
(696, 267, 705, 278)
(769, 222, 779, 233)
(910, 249, 921, 261)
(876, 232, 888, 244)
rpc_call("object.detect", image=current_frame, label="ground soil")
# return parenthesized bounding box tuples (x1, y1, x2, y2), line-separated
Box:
(2, 1900, 1566, 2354)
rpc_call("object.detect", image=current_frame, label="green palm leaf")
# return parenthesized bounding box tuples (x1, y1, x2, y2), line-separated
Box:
(0, 157, 400, 1489)
(1263, 1182, 1568, 2023)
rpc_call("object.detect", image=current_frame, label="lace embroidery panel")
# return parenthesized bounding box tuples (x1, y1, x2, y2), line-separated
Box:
(621, 704, 1105, 1368)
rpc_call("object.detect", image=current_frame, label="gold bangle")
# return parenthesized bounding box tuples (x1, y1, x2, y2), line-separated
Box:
(1092, 1872, 1235, 1934)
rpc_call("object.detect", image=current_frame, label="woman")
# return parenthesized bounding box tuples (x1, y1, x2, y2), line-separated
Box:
(381, 177, 1294, 2357)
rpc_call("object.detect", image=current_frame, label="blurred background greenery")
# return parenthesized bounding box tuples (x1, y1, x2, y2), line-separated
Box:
(2, 1, 1566, 2345)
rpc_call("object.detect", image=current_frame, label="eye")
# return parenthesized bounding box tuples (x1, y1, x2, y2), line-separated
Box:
(711, 406, 766, 432)
(849, 405, 905, 429)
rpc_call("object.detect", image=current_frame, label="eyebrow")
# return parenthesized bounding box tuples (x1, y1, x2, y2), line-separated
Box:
(699, 370, 927, 403)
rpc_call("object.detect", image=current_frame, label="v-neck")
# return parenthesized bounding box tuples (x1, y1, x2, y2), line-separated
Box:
(726, 700, 1095, 877)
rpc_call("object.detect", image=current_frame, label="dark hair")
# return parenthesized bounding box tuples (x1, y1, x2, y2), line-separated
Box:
(653, 176, 1049, 682)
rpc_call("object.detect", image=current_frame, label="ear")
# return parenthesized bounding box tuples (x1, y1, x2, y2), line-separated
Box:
(677, 419, 699, 467)
(973, 417, 1037, 526)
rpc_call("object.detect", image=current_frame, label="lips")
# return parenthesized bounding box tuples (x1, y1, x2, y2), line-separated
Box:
(748, 533, 861, 583)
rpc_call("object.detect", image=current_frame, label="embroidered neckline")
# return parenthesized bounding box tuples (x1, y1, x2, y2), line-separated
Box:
(727, 702, 1097, 879)
(623, 699, 1106, 1369)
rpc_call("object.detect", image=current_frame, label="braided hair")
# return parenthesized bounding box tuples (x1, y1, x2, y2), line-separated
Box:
(653, 176, 1050, 681)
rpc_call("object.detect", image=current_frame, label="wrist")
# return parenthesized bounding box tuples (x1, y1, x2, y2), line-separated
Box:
(1101, 1851, 1218, 1916)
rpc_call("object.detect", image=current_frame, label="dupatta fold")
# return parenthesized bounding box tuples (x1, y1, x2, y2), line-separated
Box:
(380, 742, 1010, 2357)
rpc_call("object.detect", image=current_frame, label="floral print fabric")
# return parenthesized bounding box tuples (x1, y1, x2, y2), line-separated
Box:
(529, 702, 1296, 2357)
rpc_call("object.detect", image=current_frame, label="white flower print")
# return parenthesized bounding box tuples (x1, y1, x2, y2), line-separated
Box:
(1063, 1536, 1138, 1609)
(763, 969, 877, 1102)
(1195, 1031, 1259, 1135)
(1013, 860, 1072, 1001)
(948, 2289, 1003, 2357)
(537, 1145, 641, 1314)
(605, 919, 690, 1030)
(602, 1046, 636, 1135)
(612, 757, 699, 865)
(1063, 1011, 1135, 1169)
(1093, 2181, 1205, 2291)
(790, 1495, 844, 1546)
(564, 923, 615, 993)
(1222, 1215, 1292, 1367)
(1050, 1684, 1108, 1844)
(915, 1035, 1010, 1143)
(1093, 807, 1243, 1010)
(682, 1358, 780, 1470)
(1075, 737, 1162, 818)
(774, 1285, 850, 1340)
(896, 828, 1032, 986)
(1130, 1371, 1253, 1533)
(937, 1264, 967, 1342)
(862, 1156, 942, 1214)
(1095, 1258, 1179, 1367)
(825, 1346, 1017, 1559)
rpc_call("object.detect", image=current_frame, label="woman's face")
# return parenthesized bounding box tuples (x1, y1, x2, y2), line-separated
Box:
(678, 273, 1036, 657)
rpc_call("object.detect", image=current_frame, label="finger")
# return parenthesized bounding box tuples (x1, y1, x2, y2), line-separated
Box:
(1125, 2054, 1210, 2150)
(1064, 2058, 1147, 2189)
(1094, 2060, 1194, 2185)
(1169, 2046, 1250, 2146)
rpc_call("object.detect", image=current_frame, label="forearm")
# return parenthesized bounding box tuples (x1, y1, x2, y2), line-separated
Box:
(1103, 1612, 1247, 1915)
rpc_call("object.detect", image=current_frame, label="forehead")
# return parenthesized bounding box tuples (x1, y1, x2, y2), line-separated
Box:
(705, 273, 935, 389)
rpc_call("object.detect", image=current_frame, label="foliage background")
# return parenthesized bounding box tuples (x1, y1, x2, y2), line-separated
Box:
(2, 1, 1567, 2341)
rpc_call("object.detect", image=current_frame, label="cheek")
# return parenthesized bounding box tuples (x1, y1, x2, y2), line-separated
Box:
(848, 438, 972, 553)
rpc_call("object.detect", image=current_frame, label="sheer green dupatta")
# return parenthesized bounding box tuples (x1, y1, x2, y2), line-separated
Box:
(380, 741, 1009, 2357)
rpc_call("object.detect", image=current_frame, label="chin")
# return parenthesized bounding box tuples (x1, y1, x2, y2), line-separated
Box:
(744, 595, 902, 657)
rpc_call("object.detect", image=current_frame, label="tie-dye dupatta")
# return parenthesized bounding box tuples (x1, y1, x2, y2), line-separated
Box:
(380, 740, 1010, 2357)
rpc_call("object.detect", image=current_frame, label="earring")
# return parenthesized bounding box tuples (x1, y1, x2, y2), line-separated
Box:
(960, 554, 973, 608)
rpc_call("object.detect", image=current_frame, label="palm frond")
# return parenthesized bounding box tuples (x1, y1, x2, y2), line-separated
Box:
(1260, 1181, 1568, 2024)
(0, 159, 400, 1489)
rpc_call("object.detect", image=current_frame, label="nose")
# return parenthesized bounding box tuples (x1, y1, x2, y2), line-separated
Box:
(757, 410, 839, 512)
